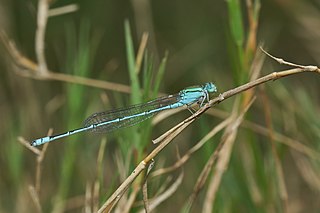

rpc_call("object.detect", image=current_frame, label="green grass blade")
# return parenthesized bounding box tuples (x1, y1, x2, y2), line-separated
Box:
(52, 19, 94, 212)
(153, 51, 168, 97)
(226, 0, 244, 46)
(124, 19, 141, 104)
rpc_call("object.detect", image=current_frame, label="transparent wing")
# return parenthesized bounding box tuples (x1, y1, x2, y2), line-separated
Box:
(83, 94, 181, 133)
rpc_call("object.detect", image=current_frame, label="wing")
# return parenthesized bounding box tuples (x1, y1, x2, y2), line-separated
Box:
(83, 93, 181, 133)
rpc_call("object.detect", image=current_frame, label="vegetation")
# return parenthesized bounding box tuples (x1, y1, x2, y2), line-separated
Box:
(0, 0, 320, 212)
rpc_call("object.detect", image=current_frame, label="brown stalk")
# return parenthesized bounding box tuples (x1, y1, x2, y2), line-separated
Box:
(48, 4, 79, 17)
(93, 138, 108, 212)
(207, 108, 320, 160)
(0, 33, 132, 94)
(138, 172, 184, 213)
(18, 129, 52, 212)
(262, 90, 289, 212)
(35, 0, 49, 75)
(150, 118, 232, 178)
(97, 51, 319, 212)
(202, 97, 255, 212)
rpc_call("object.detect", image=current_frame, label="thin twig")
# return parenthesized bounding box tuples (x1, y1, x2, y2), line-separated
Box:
(152, 107, 183, 125)
(20, 128, 51, 212)
(85, 182, 92, 213)
(185, 98, 245, 211)
(18, 136, 41, 155)
(97, 161, 147, 213)
(35, 129, 52, 193)
(207, 108, 320, 160)
(0, 33, 132, 93)
(35, 0, 49, 75)
(28, 185, 42, 213)
(245, 0, 260, 55)
(262, 91, 288, 212)
(291, 150, 320, 191)
(93, 138, 107, 212)
(203, 97, 255, 212)
(48, 4, 79, 17)
(184, 136, 226, 212)
(98, 52, 320, 212)
(142, 159, 154, 213)
(35, 142, 49, 193)
(135, 32, 149, 74)
(138, 172, 184, 213)
(121, 184, 140, 213)
(260, 47, 319, 72)
(150, 118, 232, 178)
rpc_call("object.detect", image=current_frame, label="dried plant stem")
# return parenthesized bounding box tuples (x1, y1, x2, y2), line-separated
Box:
(185, 134, 226, 212)
(150, 118, 232, 178)
(262, 92, 288, 212)
(202, 98, 254, 212)
(93, 138, 107, 212)
(141, 160, 154, 213)
(207, 108, 320, 160)
(18, 129, 51, 212)
(135, 32, 149, 74)
(0, 33, 132, 93)
(28, 186, 42, 213)
(35, 0, 49, 74)
(97, 161, 147, 213)
(48, 4, 79, 17)
(185, 99, 254, 211)
(147, 172, 184, 212)
(98, 53, 319, 212)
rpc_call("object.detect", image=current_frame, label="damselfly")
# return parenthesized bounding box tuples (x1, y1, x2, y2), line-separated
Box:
(31, 82, 217, 146)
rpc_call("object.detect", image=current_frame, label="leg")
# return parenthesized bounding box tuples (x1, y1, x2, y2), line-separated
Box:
(187, 104, 197, 114)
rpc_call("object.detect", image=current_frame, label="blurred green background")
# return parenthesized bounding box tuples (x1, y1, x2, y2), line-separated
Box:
(1, 0, 320, 212)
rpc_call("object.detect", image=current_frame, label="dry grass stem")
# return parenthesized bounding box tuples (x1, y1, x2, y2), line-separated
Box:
(48, 4, 79, 17)
(203, 98, 255, 212)
(240, 143, 263, 205)
(85, 182, 92, 213)
(185, 98, 253, 211)
(141, 159, 154, 213)
(142, 177, 150, 213)
(262, 92, 288, 212)
(18, 128, 51, 196)
(245, 0, 260, 54)
(97, 161, 147, 213)
(135, 32, 149, 74)
(114, 149, 132, 182)
(292, 151, 320, 191)
(207, 108, 320, 159)
(150, 118, 232, 178)
(260, 47, 319, 72)
(36, 0, 49, 74)
(138, 172, 184, 213)
(98, 50, 319, 212)
(18, 136, 41, 155)
(152, 107, 183, 125)
(185, 136, 226, 212)
(120, 184, 140, 213)
(28, 185, 42, 213)
(0, 33, 132, 93)
(249, 44, 265, 81)
(93, 138, 107, 212)
(34, 129, 52, 193)
(35, 143, 49, 193)
(152, 117, 190, 144)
